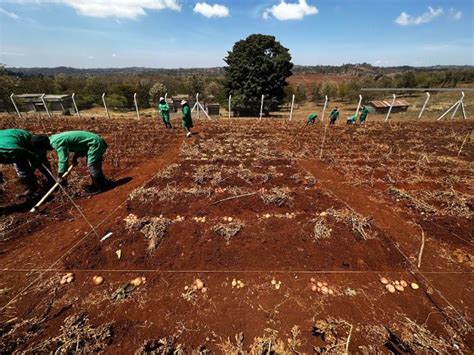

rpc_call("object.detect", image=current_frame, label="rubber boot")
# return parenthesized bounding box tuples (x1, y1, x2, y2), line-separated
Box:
(17, 176, 38, 198)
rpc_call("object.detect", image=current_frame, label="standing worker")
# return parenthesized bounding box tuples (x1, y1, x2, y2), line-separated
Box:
(158, 97, 172, 129)
(329, 107, 340, 125)
(181, 100, 193, 137)
(305, 112, 318, 126)
(0, 129, 54, 198)
(359, 105, 369, 125)
(32, 131, 113, 193)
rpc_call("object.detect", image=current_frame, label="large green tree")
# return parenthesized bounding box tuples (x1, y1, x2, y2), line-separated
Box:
(224, 34, 293, 116)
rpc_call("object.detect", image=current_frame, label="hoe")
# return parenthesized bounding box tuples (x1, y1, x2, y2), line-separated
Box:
(30, 165, 74, 213)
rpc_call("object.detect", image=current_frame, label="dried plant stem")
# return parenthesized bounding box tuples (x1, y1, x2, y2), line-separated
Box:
(417, 228, 425, 268)
(211, 192, 257, 205)
(457, 130, 471, 157)
(345, 324, 353, 354)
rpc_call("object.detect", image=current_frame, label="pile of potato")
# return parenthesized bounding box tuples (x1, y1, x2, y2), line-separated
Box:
(380, 277, 419, 293)
(310, 278, 334, 295)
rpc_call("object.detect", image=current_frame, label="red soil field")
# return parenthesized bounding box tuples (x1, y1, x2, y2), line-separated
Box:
(0, 114, 472, 353)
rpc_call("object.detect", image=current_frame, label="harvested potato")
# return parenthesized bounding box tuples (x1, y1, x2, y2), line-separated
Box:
(195, 279, 204, 290)
(395, 284, 404, 292)
(92, 276, 104, 285)
(380, 277, 389, 285)
(411, 282, 420, 290)
(386, 284, 396, 293)
(131, 277, 143, 287)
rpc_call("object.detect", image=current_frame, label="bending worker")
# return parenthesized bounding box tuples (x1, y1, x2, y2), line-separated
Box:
(0, 128, 54, 198)
(32, 131, 113, 193)
(181, 100, 193, 137)
(359, 105, 369, 125)
(158, 97, 172, 129)
(306, 112, 318, 126)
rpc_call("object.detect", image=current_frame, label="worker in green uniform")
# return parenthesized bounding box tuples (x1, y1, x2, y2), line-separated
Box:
(359, 106, 369, 125)
(347, 115, 357, 125)
(32, 131, 113, 193)
(181, 100, 193, 137)
(158, 97, 172, 129)
(0, 129, 53, 197)
(329, 107, 340, 125)
(305, 113, 318, 126)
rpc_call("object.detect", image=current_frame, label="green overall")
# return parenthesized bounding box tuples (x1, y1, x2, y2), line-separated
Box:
(49, 131, 107, 175)
(182, 104, 193, 129)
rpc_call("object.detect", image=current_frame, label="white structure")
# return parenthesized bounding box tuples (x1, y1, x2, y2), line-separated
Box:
(259, 94, 264, 120)
(228, 95, 232, 119)
(71, 93, 81, 118)
(10, 93, 22, 118)
(321, 95, 328, 122)
(289, 94, 295, 121)
(438, 91, 467, 120)
(355, 95, 363, 117)
(418, 92, 430, 119)
(133, 93, 140, 119)
(191, 93, 210, 119)
(102, 93, 110, 119)
(40, 94, 51, 118)
(384, 94, 397, 122)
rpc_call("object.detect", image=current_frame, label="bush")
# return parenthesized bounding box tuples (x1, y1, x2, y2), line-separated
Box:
(106, 94, 128, 110)
(148, 82, 168, 106)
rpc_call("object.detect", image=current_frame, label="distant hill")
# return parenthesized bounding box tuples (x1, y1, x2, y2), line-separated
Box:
(7, 64, 473, 77)
(6, 66, 225, 77)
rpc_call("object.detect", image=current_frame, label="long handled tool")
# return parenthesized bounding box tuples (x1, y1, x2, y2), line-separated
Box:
(30, 165, 74, 212)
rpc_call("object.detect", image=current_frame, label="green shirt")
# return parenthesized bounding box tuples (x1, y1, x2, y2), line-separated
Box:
(158, 102, 169, 116)
(360, 107, 369, 118)
(49, 131, 107, 174)
(182, 104, 193, 128)
(330, 110, 339, 119)
(0, 129, 42, 167)
(307, 113, 318, 121)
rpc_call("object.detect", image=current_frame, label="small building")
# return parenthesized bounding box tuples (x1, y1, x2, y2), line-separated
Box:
(14, 94, 75, 114)
(206, 103, 220, 116)
(172, 95, 195, 112)
(369, 99, 410, 114)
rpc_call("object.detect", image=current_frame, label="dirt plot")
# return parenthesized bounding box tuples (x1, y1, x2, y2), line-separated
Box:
(0, 114, 473, 353)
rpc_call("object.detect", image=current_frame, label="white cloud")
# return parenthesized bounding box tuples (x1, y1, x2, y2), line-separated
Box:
(395, 6, 443, 26)
(0, 7, 20, 20)
(263, 0, 318, 21)
(112, 53, 117, 57)
(0, 51, 25, 56)
(449, 8, 462, 21)
(10, 1, 181, 19)
(88, 55, 95, 59)
(193, 2, 229, 18)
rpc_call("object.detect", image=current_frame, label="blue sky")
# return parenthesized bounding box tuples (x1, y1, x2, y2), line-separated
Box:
(0, 0, 472, 68)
